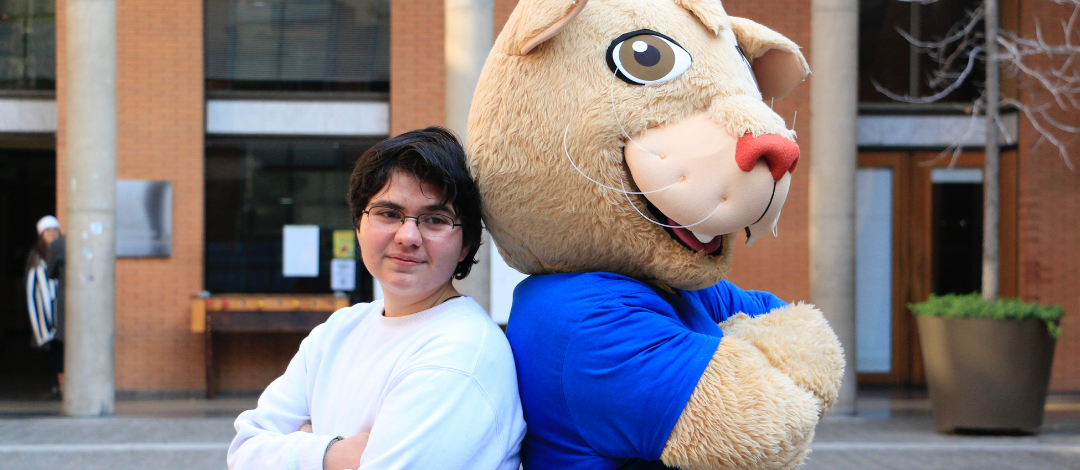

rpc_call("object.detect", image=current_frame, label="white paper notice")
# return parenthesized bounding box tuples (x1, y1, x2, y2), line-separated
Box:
(330, 258, 356, 291)
(283, 225, 320, 277)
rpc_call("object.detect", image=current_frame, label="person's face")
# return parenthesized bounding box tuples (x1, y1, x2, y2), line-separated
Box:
(42, 227, 60, 244)
(357, 170, 470, 302)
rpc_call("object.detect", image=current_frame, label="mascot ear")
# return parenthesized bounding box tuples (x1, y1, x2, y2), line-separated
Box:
(502, 0, 588, 55)
(730, 17, 810, 101)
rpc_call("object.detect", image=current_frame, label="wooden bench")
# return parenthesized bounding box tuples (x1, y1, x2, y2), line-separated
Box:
(191, 294, 351, 398)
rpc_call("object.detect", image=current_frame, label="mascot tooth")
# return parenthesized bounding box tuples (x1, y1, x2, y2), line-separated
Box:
(692, 231, 714, 244)
(467, 0, 845, 468)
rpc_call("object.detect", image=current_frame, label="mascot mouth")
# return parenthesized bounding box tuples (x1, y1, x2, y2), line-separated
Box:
(645, 201, 726, 257)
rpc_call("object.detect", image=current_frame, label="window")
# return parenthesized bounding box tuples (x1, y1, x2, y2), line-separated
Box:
(0, 0, 55, 92)
(204, 0, 389, 93)
(859, 0, 983, 103)
(205, 138, 376, 297)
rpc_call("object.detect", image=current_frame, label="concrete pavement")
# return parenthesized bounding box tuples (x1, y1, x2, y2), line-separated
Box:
(0, 391, 1077, 469)
(806, 393, 1080, 470)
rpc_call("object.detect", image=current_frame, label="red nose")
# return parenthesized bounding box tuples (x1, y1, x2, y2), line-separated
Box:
(735, 133, 800, 181)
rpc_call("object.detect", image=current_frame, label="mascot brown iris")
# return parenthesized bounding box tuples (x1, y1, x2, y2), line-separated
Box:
(467, 0, 845, 469)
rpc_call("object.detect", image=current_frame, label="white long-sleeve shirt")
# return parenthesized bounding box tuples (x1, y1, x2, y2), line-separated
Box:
(228, 297, 526, 470)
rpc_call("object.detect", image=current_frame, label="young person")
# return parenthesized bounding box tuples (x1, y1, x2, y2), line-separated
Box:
(26, 215, 65, 395)
(228, 127, 525, 470)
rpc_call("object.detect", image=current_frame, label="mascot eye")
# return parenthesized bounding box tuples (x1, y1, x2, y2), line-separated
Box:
(606, 30, 692, 85)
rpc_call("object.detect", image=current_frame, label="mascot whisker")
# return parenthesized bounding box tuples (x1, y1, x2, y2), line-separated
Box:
(563, 124, 680, 196)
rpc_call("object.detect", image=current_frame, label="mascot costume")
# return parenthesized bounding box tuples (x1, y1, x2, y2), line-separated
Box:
(466, 0, 845, 468)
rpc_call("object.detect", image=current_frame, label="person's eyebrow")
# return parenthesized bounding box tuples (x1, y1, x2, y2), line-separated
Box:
(423, 203, 456, 215)
(370, 200, 455, 215)
(368, 200, 404, 210)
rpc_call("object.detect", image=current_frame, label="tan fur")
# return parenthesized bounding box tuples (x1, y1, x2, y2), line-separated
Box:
(729, 17, 804, 65)
(500, 0, 587, 55)
(659, 337, 819, 470)
(720, 303, 846, 411)
(468, 0, 809, 290)
(673, 0, 730, 35)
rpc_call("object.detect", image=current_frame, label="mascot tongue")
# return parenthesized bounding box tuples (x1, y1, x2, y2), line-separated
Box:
(668, 218, 723, 253)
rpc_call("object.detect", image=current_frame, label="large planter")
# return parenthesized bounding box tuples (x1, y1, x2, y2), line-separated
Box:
(917, 315, 1056, 434)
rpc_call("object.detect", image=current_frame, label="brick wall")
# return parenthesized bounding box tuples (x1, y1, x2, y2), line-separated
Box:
(1017, 0, 1080, 391)
(390, 0, 446, 135)
(495, 0, 517, 36)
(113, 0, 206, 393)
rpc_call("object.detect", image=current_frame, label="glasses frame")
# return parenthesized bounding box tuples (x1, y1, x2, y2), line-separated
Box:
(361, 205, 463, 237)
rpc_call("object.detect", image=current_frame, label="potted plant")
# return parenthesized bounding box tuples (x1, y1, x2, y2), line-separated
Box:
(910, 294, 1064, 434)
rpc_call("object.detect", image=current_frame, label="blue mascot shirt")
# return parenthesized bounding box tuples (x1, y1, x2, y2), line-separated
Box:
(506, 272, 786, 470)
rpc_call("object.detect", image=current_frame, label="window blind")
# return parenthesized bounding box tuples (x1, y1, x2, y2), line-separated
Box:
(205, 0, 389, 87)
(0, 0, 56, 90)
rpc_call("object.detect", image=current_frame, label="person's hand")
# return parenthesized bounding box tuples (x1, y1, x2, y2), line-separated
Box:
(323, 432, 369, 470)
(298, 423, 369, 470)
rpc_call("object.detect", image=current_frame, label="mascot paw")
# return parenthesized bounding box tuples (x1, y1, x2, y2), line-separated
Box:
(720, 303, 845, 413)
(660, 337, 818, 470)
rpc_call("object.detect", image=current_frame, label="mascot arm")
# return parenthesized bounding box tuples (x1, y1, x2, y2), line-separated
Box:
(659, 336, 819, 470)
(720, 303, 845, 411)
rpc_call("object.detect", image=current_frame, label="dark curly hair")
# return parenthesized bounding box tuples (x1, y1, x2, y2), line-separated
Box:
(348, 126, 482, 280)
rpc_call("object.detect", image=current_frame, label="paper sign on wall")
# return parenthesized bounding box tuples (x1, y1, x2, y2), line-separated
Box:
(331, 258, 357, 291)
(283, 225, 320, 277)
(333, 230, 356, 258)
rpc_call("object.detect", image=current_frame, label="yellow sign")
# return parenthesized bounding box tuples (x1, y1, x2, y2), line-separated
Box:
(333, 230, 356, 258)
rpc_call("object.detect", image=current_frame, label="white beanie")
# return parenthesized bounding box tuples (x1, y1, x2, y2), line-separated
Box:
(36, 215, 60, 235)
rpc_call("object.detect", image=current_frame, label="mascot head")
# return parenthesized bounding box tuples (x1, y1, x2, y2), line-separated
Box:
(467, 0, 809, 290)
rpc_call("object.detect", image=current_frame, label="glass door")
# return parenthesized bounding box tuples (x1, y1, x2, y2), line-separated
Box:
(856, 150, 1017, 386)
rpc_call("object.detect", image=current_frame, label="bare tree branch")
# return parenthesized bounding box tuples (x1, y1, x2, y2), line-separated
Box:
(873, 46, 984, 103)
(1003, 97, 1077, 169)
(878, 0, 1079, 168)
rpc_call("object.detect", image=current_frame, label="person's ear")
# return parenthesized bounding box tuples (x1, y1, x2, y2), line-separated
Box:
(730, 17, 809, 101)
(501, 0, 589, 55)
(459, 245, 471, 263)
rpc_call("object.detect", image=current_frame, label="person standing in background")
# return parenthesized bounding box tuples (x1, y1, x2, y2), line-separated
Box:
(25, 215, 64, 396)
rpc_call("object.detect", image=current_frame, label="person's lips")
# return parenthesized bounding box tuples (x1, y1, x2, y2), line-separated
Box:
(387, 254, 426, 265)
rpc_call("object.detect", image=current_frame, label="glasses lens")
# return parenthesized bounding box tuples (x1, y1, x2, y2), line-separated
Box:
(417, 214, 456, 237)
(368, 207, 404, 232)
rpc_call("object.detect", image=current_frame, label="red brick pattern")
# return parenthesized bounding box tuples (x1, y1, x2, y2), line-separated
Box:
(1017, 0, 1080, 391)
(495, 0, 518, 36)
(112, 0, 206, 393)
(391, 0, 446, 136)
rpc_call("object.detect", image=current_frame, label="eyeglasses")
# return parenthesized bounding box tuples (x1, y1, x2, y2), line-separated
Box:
(362, 206, 463, 238)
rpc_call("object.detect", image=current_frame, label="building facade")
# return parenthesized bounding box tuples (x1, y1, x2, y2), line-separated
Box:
(0, 0, 1076, 396)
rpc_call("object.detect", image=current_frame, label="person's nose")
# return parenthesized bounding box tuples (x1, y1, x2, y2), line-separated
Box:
(394, 217, 423, 246)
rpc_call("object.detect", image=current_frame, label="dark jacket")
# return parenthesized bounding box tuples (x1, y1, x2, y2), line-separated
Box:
(45, 235, 65, 341)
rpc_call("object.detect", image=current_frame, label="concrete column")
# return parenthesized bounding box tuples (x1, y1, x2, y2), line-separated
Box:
(445, 0, 493, 311)
(62, 0, 117, 417)
(810, 0, 859, 414)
